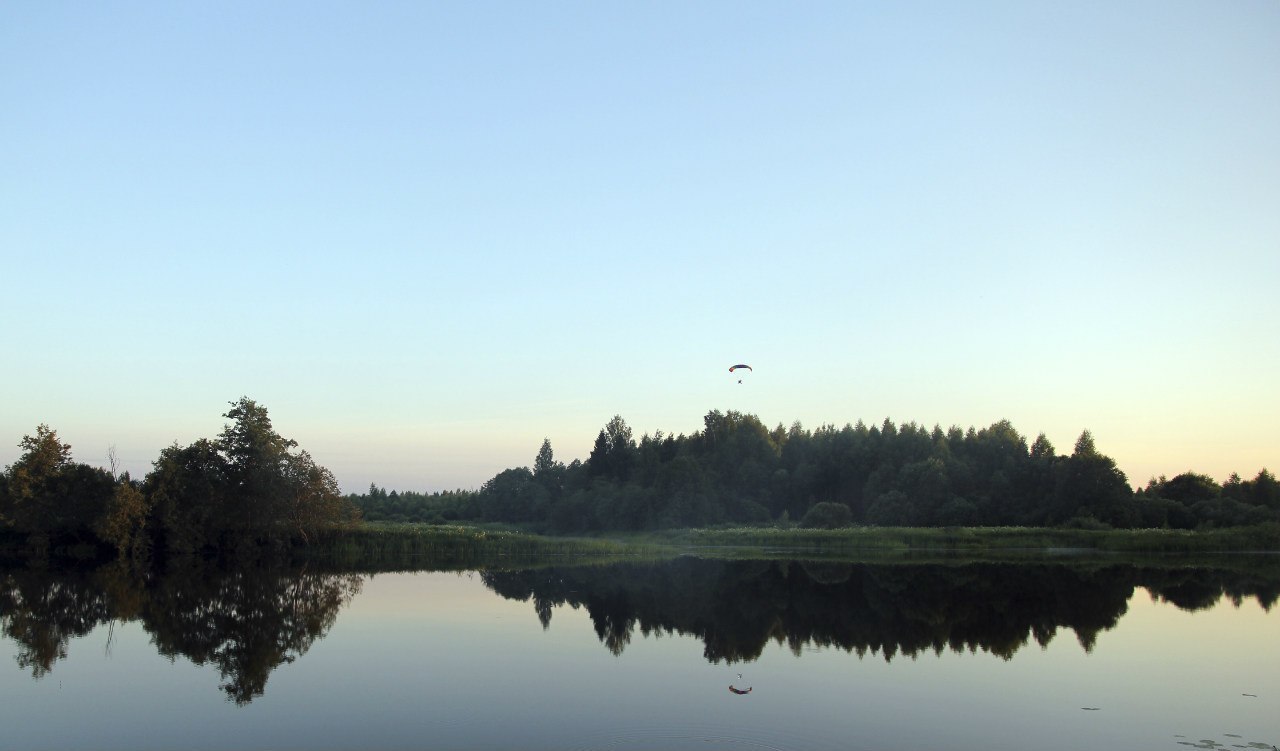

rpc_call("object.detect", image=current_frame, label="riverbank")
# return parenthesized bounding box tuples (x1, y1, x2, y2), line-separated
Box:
(304, 521, 1280, 568)
(8, 522, 1277, 570)
(287, 521, 1280, 584)
(298, 522, 657, 571)
(639, 523, 1280, 554)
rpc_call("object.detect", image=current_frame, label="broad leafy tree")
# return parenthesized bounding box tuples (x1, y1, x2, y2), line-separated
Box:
(144, 439, 230, 554)
(216, 397, 299, 535)
(2, 425, 115, 548)
(1048, 431, 1134, 526)
(96, 479, 150, 559)
(1155, 473, 1220, 505)
(478, 467, 548, 523)
(143, 398, 358, 554)
(3, 425, 74, 537)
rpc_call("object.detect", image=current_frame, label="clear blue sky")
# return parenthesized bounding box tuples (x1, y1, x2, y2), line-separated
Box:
(3, 1, 1277, 494)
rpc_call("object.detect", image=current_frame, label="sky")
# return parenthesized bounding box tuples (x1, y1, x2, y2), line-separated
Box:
(2, 1, 1277, 494)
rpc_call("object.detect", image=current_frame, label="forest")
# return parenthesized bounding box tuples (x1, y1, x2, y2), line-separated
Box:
(350, 411, 1279, 533)
(3, 403, 1278, 562)
(0, 398, 359, 561)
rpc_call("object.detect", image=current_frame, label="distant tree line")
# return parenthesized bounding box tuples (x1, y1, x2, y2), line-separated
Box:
(351, 411, 1279, 532)
(0, 398, 359, 561)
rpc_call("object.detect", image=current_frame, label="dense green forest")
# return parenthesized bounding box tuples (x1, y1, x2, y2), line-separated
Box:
(4, 404, 1277, 560)
(350, 411, 1279, 533)
(0, 398, 359, 561)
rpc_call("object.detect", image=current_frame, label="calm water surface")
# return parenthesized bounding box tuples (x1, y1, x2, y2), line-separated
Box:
(2, 557, 1277, 750)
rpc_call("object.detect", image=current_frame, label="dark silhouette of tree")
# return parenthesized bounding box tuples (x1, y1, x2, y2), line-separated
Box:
(1047, 431, 1134, 526)
(2, 425, 118, 554)
(348, 411, 1276, 532)
(281, 450, 357, 543)
(800, 501, 853, 528)
(141, 398, 359, 555)
(216, 397, 300, 536)
(144, 439, 230, 555)
(477, 468, 548, 523)
(533, 438, 565, 500)
(1157, 473, 1220, 505)
(588, 415, 635, 483)
(96, 478, 150, 560)
(0, 400, 357, 560)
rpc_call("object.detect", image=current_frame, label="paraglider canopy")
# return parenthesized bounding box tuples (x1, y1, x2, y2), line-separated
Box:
(729, 364, 752, 373)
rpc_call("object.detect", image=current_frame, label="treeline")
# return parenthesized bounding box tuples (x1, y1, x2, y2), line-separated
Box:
(351, 411, 1279, 532)
(0, 398, 359, 561)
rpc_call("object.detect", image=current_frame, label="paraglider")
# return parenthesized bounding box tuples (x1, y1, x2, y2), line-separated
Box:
(730, 364, 751, 384)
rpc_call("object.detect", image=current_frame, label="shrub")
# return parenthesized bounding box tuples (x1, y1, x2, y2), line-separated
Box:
(800, 501, 853, 529)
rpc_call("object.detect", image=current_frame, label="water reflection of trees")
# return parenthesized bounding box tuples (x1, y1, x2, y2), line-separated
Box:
(0, 570, 112, 678)
(482, 558, 1280, 663)
(0, 564, 361, 703)
(5, 556, 1277, 698)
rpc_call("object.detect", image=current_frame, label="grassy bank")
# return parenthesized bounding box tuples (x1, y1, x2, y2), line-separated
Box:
(301, 522, 657, 571)
(304, 522, 1280, 572)
(641, 523, 1280, 555)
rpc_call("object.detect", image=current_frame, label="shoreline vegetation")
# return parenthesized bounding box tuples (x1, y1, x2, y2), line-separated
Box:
(313, 521, 1280, 565)
(2, 397, 1277, 566)
(8, 522, 1280, 570)
(349, 411, 1278, 535)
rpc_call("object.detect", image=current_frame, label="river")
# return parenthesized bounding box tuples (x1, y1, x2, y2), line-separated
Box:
(2, 555, 1277, 750)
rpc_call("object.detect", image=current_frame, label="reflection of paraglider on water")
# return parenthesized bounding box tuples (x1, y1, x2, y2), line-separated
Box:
(729, 364, 751, 384)
(729, 685, 752, 695)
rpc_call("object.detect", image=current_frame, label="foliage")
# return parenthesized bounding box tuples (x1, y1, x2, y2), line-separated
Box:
(799, 501, 853, 529)
(349, 485, 478, 525)
(646, 524, 1280, 555)
(0, 398, 359, 560)
(4, 406, 1276, 554)
(144, 439, 229, 554)
(0, 425, 116, 553)
(95, 479, 150, 560)
(349, 411, 1277, 533)
(300, 522, 647, 570)
(142, 398, 360, 553)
